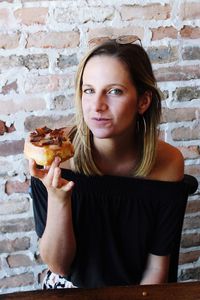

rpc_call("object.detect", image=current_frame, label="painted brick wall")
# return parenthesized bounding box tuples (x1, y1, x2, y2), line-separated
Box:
(0, 0, 199, 294)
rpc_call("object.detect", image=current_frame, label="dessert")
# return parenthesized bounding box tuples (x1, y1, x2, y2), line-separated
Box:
(24, 126, 74, 166)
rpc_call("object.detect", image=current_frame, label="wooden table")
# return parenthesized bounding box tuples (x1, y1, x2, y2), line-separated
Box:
(1, 281, 200, 300)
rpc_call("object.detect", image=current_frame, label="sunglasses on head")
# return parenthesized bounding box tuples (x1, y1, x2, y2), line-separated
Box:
(88, 35, 142, 48)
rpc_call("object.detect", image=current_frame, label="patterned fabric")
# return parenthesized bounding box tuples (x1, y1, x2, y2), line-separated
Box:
(43, 270, 77, 289)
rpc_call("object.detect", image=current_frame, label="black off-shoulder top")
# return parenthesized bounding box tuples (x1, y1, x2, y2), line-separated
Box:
(31, 169, 188, 288)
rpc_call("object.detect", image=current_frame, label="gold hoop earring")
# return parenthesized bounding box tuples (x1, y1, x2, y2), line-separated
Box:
(137, 115, 146, 135)
(142, 116, 147, 135)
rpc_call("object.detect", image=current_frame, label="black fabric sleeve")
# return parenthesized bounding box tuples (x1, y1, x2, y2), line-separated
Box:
(150, 183, 188, 256)
(30, 176, 48, 238)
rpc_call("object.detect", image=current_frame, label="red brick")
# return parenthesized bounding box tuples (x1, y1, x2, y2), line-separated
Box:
(88, 26, 144, 43)
(57, 54, 78, 69)
(180, 2, 200, 20)
(0, 120, 6, 135)
(53, 94, 74, 110)
(179, 250, 200, 265)
(181, 232, 200, 248)
(162, 107, 200, 123)
(0, 80, 18, 95)
(0, 273, 34, 289)
(23, 74, 74, 94)
(0, 198, 30, 215)
(0, 237, 30, 253)
(5, 179, 30, 195)
(182, 46, 200, 61)
(147, 46, 178, 64)
(0, 33, 20, 49)
(173, 86, 200, 102)
(0, 8, 15, 28)
(155, 65, 200, 82)
(24, 114, 74, 132)
(120, 4, 171, 20)
(171, 125, 200, 142)
(7, 254, 33, 268)
(0, 55, 21, 70)
(27, 31, 80, 49)
(0, 218, 34, 233)
(0, 139, 24, 156)
(184, 165, 200, 178)
(186, 198, 200, 214)
(24, 74, 59, 94)
(14, 7, 48, 25)
(180, 26, 200, 39)
(151, 26, 177, 40)
(0, 120, 15, 135)
(179, 146, 200, 159)
(179, 266, 200, 281)
(0, 54, 49, 70)
(183, 215, 200, 230)
(54, 6, 114, 24)
(0, 97, 46, 114)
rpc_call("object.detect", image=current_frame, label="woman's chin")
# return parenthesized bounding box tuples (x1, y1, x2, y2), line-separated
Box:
(90, 128, 113, 139)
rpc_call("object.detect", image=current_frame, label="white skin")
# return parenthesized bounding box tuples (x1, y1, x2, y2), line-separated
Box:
(29, 54, 184, 284)
(82, 55, 151, 176)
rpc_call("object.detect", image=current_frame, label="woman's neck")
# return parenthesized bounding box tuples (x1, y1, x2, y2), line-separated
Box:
(92, 136, 139, 176)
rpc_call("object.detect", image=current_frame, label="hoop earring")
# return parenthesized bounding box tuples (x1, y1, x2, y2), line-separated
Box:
(137, 115, 146, 135)
(142, 116, 147, 135)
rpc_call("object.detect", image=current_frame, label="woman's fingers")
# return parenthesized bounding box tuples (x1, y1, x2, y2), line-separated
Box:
(45, 157, 61, 186)
(52, 167, 61, 188)
(29, 159, 46, 178)
(29, 156, 74, 193)
(62, 181, 75, 192)
(52, 167, 74, 192)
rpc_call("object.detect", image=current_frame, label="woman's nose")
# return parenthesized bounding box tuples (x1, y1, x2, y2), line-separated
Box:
(93, 93, 107, 111)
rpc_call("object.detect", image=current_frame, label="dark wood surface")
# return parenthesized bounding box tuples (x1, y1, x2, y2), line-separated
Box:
(1, 281, 200, 300)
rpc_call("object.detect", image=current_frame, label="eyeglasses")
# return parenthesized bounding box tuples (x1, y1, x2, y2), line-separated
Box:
(88, 35, 142, 48)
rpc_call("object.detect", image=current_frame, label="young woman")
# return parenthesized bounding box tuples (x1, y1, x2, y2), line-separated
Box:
(29, 37, 186, 289)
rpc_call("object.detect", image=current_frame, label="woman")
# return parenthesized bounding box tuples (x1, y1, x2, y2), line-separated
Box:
(30, 37, 186, 289)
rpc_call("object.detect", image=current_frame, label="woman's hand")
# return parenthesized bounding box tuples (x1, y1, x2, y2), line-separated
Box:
(29, 156, 74, 203)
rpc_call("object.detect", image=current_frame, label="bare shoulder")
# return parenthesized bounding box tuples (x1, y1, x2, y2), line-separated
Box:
(149, 140, 184, 182)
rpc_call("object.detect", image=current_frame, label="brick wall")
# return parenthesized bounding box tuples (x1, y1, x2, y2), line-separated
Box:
(0, 0, 199, 294)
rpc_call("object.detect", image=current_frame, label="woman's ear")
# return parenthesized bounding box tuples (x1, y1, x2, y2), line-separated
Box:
(137, 91, 152, 115)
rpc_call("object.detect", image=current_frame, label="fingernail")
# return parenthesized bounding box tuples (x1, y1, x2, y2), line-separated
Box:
(69, 181, 74, 188)
(55, 156, 61, 163)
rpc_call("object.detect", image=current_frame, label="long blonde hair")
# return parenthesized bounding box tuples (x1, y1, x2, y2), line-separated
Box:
(69, 41, 161, 177)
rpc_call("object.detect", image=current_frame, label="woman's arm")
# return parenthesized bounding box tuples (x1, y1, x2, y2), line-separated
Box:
(140, 254, 170, 285)
(39, 193, 76, 276)
(30, 157, 76, 276)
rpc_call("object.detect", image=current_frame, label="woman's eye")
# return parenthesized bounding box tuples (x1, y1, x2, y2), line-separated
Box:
(108, 88, 123, 95)
(83, 88, 94, 94)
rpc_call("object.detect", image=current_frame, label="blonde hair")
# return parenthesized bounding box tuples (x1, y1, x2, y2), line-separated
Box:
(69, 41, 161, 177)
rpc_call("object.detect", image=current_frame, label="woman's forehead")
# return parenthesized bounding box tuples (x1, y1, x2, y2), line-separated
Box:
(82, 55, 131, 84)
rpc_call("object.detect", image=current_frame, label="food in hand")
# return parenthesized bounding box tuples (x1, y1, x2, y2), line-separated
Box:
(24, 126, 74, 166)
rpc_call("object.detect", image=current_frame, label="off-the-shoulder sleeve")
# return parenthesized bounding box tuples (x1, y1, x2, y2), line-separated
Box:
(30, 176, 48, 238)
(150, 181, 188, 256)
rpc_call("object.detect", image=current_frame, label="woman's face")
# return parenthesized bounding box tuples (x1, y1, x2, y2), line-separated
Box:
(81, 55, 143, 139)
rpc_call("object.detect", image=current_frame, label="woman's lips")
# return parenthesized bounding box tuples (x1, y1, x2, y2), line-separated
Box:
(91, 117, 112, 126)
